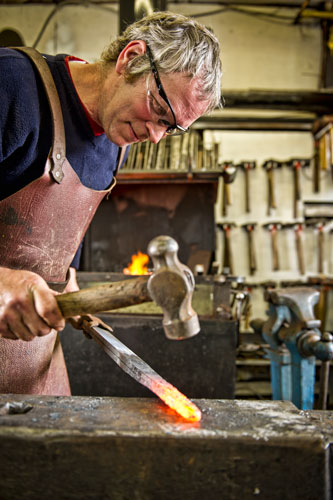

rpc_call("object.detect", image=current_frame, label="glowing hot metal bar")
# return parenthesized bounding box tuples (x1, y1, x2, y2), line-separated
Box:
(89, 325, 201, 422)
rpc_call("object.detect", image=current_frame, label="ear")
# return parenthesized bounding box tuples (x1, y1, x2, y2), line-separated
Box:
(115, 40, 147, 74)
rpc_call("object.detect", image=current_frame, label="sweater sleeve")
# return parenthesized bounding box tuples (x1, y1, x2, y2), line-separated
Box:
(0, 48, 51, 199)
(1, 50, 38, 162)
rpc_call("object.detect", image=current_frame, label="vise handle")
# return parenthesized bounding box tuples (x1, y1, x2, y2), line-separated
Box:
(297, 331, 333, 361)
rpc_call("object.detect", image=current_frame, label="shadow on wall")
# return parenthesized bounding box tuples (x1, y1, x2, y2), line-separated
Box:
(0, 28, 25, 46)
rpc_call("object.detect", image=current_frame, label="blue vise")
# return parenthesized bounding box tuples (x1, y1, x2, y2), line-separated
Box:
(251, 287, 333, 410)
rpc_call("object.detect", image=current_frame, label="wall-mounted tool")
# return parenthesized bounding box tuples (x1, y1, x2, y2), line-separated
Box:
(317, 221, 325, 275)
(285, 158, 310, 219)
(251, 287, 333, 409)
(313, 118, 333, 190)
(241, 223, 257, 275)
(262, 160, 283, 216)
(304, 201, 333, 273)
(202, 137, 219, 170)
(305, 220, 326, 274)
(236, 161, 256, 213)
(263, 222, 282, 271)
(220, 162, 237, 217)
(313, 136, 321, 193)
(281, 222, 305, 275)
(217, 222, 235, 275)
(295, 223, 306, 275)
(318, 128, 330, 174)
(57, 235, 200, 341)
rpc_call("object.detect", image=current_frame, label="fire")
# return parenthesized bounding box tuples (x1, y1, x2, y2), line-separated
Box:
(151, 379, 202, 422)
(123, 251, 149, 275)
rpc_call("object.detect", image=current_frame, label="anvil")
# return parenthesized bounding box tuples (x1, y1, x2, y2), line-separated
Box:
(0, 395, 332, 499)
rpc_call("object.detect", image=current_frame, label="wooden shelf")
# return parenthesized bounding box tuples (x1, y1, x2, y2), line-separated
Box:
(117, 170, 221, 183)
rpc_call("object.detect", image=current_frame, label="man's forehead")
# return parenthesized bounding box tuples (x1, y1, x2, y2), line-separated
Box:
(165, 73, 208, 120)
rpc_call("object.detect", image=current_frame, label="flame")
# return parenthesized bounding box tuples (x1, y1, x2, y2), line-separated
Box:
(123, 251, 149, 275)
(151, 379, 202, 422)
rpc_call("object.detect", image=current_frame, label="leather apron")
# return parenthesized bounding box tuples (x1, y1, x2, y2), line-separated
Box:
(0, 47, 125, 395)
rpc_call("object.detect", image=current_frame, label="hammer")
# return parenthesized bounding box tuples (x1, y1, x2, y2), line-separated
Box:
(281, 222, 305, 275)
(237, 161, 256, 213)
(241, 223, 257, 275)
(263, 222, 281, 271)
(285, 158, 310, 219)
(217, 222, 235, 275)
(220, 162, 237, 217)
(262, 160, 282, 216)
(56, 235, 200, 340)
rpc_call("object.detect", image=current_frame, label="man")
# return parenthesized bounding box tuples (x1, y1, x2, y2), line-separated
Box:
(0, 11, 222, 394)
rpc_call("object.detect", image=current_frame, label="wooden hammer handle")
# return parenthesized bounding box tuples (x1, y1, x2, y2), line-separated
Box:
(295, 227, 305, 275)
(293, 165, 301, 219)
(56, 275, 150, 318)
(271, 227, 279, 271)
(223, 226, 234, 275)
(244, 168, 250, 213)
(248, 229, 257, 275)
(318, 227, 324, 274)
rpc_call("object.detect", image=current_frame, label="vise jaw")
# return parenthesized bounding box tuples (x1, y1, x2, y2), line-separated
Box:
(261, 287, 333, 361)
(251, 287, 333, 409)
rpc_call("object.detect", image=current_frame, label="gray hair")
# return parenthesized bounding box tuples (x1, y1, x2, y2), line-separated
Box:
(100, 11, 223, 111)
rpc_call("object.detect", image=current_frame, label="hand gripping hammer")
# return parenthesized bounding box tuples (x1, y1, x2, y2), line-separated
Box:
(56, 235, 200, 340)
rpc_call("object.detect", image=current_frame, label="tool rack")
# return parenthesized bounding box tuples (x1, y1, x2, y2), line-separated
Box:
(209, 93, 333, 408)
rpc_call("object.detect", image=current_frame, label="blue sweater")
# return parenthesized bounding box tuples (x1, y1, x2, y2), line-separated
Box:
(0, 48, 124, 268)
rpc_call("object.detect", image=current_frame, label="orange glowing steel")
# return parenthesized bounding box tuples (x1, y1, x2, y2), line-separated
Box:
(123, 251, 149, 275)
(91, 325, 201, 423)
(151, 379, 202, 422)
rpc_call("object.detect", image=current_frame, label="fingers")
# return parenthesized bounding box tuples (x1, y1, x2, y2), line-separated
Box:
(0, 267, 65, 341)
(0, 309, 45, 341)
(0, 324, 17, 341)
(32, 286, 65, 332)
(0, 290, 52, 341)
(67, 316, 83, 330)
(0, 317, 36, 342)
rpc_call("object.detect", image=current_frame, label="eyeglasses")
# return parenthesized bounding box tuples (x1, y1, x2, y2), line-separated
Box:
(146, 45, 189, 136)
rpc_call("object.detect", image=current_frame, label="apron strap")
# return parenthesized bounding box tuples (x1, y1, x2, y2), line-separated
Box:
(105, 145, 127, 199)
(12, 47, 66, 183)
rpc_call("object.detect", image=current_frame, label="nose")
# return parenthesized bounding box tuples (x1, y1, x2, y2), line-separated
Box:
(146, 121, 166, 144)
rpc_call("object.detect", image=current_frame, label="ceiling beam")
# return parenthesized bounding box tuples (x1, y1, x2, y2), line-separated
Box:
(0, 0, 325, 6)
(222, 90, 333, 115)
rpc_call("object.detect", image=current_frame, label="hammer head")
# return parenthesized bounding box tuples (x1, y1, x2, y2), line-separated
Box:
(147, 236, 200, 340)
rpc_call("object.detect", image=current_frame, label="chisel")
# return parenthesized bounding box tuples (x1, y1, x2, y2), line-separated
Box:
(81, 319, 202, 422)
